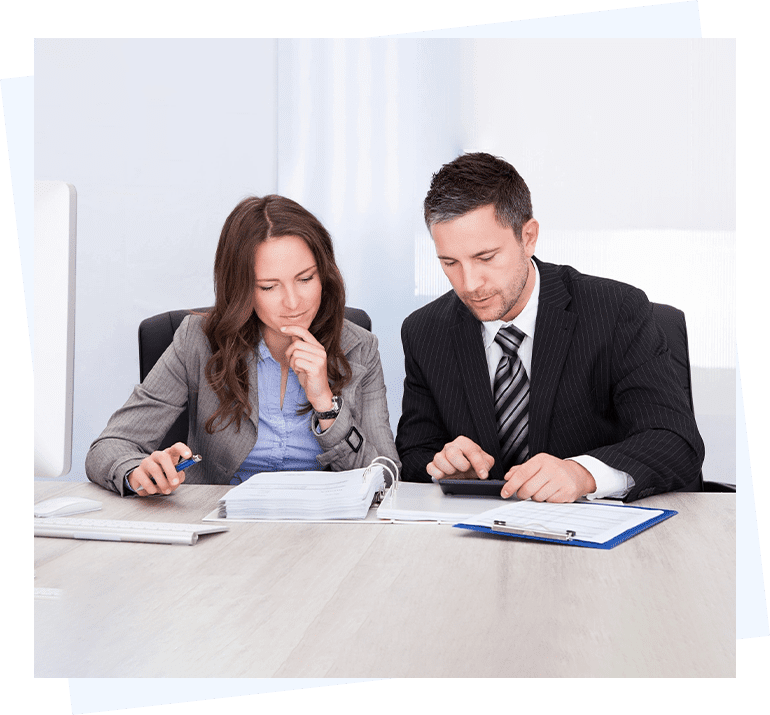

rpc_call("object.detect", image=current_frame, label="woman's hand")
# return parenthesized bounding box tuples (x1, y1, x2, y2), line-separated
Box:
(127, 442, 193, 496)
(281, 325, 334, 413)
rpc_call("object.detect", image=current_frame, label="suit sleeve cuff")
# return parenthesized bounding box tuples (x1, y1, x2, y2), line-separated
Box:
(566, 455, 635, 499)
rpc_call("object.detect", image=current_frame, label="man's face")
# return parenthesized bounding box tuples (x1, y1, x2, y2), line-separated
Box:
(431, 203, 538, 323)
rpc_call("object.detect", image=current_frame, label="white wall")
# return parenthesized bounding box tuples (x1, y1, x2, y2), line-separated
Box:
(35, 39, 278, 479)
(35, 38, 734, 484)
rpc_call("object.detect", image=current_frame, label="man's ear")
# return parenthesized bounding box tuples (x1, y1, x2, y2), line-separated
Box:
(520, 218, 539, 257)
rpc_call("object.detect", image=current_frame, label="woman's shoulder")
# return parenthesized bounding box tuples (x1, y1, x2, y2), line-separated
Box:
(174, 313, 213, 356)
(341, 318, 376, 349)
(340, 318, 380, 364)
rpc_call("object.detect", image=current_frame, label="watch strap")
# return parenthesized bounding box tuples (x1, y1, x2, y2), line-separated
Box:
(314, 395, 342, 420)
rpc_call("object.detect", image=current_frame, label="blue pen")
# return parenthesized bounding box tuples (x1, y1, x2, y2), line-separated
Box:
(176, 454, 202, 472)
(132, 454, 202, 493)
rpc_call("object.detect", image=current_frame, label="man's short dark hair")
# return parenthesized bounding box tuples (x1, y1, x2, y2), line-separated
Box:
(423, 152, 533, 238)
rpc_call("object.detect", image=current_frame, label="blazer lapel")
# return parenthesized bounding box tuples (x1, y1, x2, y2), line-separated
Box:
(246, 349, 261, 432)
(450, 299, 502, 473)
(529, 259, 577, 456)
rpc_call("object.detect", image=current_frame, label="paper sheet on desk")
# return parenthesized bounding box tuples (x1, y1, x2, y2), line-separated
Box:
(461, 500, 664, 544)
(376, 482, 507, 523)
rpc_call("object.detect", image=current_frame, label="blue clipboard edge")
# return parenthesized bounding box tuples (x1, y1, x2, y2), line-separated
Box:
(453, 504, 678, 549)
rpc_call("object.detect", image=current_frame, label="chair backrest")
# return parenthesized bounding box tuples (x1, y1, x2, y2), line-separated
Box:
(650, 302, 703, 492)
(138, 306, 372, 450)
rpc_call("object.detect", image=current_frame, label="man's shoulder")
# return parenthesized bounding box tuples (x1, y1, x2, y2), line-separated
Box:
(538, 259, 648, 310)
(402, 290, 463, 334)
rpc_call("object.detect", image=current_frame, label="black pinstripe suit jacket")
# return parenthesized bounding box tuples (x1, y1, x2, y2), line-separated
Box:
(396, 257, 705, 501)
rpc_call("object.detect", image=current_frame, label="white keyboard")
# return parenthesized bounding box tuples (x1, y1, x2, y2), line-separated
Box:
(34, 517, 229, 545)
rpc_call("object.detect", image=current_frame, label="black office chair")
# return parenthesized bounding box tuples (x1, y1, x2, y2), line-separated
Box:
(138, 306, 372, 450)
(651, 303, 735, 493)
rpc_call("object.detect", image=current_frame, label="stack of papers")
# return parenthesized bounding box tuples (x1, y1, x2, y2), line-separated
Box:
(218, 465, 386, 521)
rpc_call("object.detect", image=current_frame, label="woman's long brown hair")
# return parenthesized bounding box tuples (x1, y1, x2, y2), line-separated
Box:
(202, 195, 351, 433)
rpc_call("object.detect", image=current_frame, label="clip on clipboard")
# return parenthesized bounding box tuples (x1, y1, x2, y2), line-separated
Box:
(491, 519, 576, 541)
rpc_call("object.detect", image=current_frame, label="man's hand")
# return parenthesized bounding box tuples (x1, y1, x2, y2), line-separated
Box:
(426, 436, 495, 480)
(501, 453, 597, 502)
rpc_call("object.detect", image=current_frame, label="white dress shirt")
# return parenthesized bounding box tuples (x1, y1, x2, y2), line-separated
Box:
(481, 259, 634, 500)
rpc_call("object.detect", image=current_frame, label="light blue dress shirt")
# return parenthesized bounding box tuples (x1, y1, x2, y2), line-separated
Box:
(230, 340, 322, 485)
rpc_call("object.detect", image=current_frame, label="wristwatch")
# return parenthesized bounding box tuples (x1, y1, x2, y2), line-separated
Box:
(314, 395, 342, 420)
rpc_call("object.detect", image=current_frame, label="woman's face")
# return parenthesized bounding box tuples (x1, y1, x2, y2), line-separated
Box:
(252, 235, 323, 344)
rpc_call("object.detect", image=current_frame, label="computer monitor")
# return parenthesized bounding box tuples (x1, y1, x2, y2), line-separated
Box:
(34, 180, 77, 477)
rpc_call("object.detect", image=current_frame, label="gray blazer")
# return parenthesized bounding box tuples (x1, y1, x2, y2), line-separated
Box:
(85, 315, 400, 495)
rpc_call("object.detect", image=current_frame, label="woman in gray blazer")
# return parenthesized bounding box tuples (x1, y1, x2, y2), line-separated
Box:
(86, 195, 400, 496)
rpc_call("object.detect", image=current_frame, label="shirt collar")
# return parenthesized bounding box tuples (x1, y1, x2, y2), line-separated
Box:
(481, 258, 540, 349)
(257, 339, 278, 363)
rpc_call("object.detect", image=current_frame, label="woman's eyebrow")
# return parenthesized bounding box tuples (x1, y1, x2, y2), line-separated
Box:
(256, 264, 317, 282)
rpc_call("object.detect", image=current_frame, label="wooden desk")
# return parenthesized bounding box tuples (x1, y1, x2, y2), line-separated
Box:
(34, 482, 735, 677)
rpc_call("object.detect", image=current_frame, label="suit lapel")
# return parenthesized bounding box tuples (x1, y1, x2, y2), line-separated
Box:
(529, 259, 577, 456)
(450, 299, 502, 472)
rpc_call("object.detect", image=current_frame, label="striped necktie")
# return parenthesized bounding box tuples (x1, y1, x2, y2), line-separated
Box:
(493, 324, 530, 470)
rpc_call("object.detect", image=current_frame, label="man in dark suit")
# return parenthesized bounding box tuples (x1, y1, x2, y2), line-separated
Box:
(396, 153, 704, 502)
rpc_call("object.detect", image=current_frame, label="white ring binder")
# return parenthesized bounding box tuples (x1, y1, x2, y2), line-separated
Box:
(213, 457, 399, 520)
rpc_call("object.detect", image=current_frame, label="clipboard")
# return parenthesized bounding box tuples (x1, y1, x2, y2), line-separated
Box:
(454, 502, 677, 549)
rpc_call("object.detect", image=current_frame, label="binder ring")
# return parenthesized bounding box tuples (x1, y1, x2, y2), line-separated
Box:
(363, 457, 398, 504)
(370, 455, 398, 488)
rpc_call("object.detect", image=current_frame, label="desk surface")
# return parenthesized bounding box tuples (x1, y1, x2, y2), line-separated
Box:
(34, 481, 735, 677)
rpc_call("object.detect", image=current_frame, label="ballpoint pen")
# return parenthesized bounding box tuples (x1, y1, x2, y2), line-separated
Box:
(133, 455, 202, 492)
(175, 454, 202, 472)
